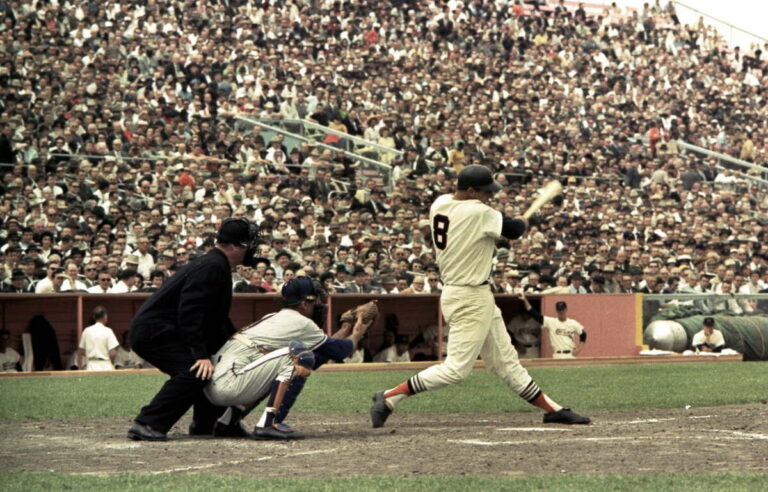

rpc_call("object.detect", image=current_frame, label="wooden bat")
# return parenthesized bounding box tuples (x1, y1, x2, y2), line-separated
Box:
(522, 180, 563, 219)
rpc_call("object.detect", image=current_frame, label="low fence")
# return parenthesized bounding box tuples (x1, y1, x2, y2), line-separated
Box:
(1, 293, 644, 369)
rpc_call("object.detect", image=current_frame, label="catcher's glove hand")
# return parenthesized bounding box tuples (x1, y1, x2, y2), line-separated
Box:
(340, 300, 380, 324)
(355, 300, 379, 325)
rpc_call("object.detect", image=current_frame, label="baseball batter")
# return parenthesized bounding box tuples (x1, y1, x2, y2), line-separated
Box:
(542, 301, 586, 359)
(371, 165, 590, 427)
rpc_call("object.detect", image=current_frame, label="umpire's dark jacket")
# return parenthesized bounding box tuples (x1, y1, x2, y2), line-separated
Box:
(131, 248, 235, 360)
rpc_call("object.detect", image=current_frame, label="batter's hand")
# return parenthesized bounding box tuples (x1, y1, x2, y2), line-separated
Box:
(190, 359, 214, 380)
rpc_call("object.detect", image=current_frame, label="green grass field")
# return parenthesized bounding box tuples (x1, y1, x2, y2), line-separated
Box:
(2, 362, 767, 490)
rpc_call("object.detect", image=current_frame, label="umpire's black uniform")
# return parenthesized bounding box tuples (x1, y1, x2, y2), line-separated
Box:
(130, 247, 235, 434)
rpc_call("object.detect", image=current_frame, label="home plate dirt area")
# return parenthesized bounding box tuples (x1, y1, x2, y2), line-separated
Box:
(3, 404, 767, 478)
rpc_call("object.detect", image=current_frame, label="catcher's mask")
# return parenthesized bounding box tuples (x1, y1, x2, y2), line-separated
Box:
(217, 218, 260, 267)
(289, 340, 315, 370)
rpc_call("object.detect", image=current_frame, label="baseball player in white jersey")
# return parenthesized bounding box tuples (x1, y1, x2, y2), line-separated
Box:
(77, 306, 119, 371)
(205, 277, 377, 439)
(371, 165, 590, 426)
(542, 301, 586, 359)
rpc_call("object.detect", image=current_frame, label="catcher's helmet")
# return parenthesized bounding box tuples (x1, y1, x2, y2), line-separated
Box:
(289, 340, 315, 370)
(281, 277, 317, 306)
(457, 165, 501, 192)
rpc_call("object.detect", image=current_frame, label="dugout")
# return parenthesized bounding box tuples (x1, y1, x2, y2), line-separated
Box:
(0, 293, 643, 370)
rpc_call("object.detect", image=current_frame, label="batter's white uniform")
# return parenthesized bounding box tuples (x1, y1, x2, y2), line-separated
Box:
(0, 347, 21, 372)
(542, 317, 584, 359)
(204, 309, 326, 406)
(406, 194, 539, 401)
(79, 322, 119, 370)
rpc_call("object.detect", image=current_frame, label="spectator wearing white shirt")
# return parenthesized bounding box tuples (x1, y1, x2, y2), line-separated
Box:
(78, 306, 120, 370)
(88, 271, 114, 293)
(108, 269, 138, 293)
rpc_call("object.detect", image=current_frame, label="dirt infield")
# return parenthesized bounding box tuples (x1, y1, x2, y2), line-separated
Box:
(2, 403, 767, 478)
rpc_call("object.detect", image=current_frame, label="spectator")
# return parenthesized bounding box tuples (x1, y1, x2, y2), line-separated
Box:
(109, 269, 139, 294)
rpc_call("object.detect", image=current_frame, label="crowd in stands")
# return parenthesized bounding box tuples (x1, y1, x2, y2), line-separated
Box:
(1, 0, 768, 302)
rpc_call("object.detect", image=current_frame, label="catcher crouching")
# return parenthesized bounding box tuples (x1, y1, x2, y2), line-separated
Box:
(204, 277, 378, 439)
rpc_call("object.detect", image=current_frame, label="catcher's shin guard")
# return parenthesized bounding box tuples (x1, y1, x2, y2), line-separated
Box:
(275, 375, 307, 423)
(256, 379, 282, 428)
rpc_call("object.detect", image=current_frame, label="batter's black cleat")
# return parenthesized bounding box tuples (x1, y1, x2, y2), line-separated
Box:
(252, 425, 304, 440)
(370, 391, 392, 428)
(212, 421, 254, 439)
(543, 408, 591, 425)
(127, 421, 168, 441)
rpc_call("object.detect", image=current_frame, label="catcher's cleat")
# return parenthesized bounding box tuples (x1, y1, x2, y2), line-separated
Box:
(252, 425, 304, 440)
(543, 408, 591, 425)
(212, 421, 254, 439)
(370, 391, 392, 428)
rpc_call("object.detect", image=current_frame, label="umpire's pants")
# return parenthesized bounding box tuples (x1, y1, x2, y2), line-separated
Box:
(131, 332, 225, 434)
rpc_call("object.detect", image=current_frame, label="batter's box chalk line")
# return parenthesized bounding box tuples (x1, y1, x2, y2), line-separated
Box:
(496, 427, 572, 432)
(448, 434, 767, 447)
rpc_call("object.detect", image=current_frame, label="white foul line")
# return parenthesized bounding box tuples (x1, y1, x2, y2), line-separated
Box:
(71, 447, 338, 476)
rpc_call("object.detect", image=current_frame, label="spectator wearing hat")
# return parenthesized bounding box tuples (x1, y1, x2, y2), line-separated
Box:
(504, 270, 523, 294)
(345, 266, 377, 294)
(2, 269, 30, 293)
(568, 273, 588, 294)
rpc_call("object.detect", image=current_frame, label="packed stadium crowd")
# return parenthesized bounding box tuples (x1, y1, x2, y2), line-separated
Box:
(1, 0, 767, 300)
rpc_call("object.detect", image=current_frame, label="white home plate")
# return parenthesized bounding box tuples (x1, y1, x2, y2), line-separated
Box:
(496, 427, 571, 432)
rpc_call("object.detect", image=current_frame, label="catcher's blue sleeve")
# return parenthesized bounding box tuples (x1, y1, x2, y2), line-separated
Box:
(312, 338, 354, 368)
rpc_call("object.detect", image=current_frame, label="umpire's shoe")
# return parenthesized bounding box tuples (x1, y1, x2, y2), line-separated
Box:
(213, 421, 254, 439)
(127, 421, 168, 441)
(370, 391, 392, 428)
(543, 408, 591, 425)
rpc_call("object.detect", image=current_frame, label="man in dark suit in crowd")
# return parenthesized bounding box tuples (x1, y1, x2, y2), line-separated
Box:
(127, 219, 259, 441)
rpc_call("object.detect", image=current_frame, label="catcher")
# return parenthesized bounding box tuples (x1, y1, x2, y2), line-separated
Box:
(205, 276, 378, 440)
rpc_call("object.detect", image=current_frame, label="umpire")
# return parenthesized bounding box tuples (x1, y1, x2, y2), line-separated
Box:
(127, 218, 259, 441)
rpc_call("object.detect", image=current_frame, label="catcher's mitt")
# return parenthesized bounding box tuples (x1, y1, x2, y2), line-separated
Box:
(340, 300, 379, 325)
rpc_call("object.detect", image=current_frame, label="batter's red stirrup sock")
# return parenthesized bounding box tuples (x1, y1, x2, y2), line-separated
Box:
(519, 381, 563, 413)
(383, 381, 411, 408)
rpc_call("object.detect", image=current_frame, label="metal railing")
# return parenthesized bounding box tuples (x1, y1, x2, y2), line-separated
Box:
(234, 116, 394, 191)
(674, 140, 768, 188)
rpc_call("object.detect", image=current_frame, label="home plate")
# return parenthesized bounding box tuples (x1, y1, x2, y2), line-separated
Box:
(497, 427, 571, 432)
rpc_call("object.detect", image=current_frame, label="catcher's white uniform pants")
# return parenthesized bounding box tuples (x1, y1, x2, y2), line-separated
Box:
(204, 339, 288, 407)
(415, 285, 533, 394)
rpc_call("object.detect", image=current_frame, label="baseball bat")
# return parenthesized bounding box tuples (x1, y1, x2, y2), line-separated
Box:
(522, 180, 563, 219)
